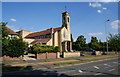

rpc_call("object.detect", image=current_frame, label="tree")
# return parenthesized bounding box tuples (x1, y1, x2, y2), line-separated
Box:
(89, 36, 101, 50)
(6, 38, 28, 57)
(73, 35, 87, 51)
(108, 33, 120, 53)
(1, 22, 10, 56)
(2, 22, 28, 57)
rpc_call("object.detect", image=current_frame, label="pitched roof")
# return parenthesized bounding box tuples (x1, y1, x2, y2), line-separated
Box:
(30, 38, 50, 44)
(4, 26, 17, 35)
(25, 27, 62, 38)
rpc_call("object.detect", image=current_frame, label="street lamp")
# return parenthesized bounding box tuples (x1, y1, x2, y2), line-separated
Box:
(105, 19, 110, 54)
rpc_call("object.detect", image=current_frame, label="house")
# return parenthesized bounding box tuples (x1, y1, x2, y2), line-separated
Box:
(3, 25, 18, 38)
(17, 11, 72, 52)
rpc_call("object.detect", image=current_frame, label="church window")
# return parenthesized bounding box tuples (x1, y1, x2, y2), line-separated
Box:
(67, 17, 69, 22)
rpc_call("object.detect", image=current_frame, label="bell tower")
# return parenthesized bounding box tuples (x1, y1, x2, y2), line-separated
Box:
(62, 12, 70, 30)
(62, 11, 71, 41)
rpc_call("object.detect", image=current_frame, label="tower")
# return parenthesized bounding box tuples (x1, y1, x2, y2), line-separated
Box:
(62, 12, 70, 30)
(62, 11, 71, 41)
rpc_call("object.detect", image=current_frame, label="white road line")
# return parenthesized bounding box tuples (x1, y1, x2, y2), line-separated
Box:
(78, 70, 83, 73)
(108, 69, 115, 71)
(58, 70, 75, 73)
(113, 62, 118, 64)
(93, 66, 100, 69)
(94, 73, 102, 75)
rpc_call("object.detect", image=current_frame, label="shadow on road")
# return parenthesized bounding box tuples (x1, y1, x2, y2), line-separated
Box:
(2, 64, 71, 77)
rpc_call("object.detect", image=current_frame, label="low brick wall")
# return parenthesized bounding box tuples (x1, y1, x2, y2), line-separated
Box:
(95, 51, 103, 55)
(36, 53, 46, 59)
(81, 51, 93, 56)
(63, 52, 80, 58)
(36, 52, 60, 59)
(3, 56, 23, 61)
(81, 51, 103, 56)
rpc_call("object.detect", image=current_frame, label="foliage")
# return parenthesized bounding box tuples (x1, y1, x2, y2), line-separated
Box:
(4, 38, 28, 57)
(89, 37, 101, 51)
(108, 33, 120, 51)
(73, 35, 88, 51)
(32, 45, 60, 53)
(2, 22, 28, 57)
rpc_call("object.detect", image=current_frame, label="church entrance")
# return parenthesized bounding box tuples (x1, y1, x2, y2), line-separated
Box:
(62, 41, 71, 52)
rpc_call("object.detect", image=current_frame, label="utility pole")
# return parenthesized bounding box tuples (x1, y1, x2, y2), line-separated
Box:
(105, 19, 110, 54)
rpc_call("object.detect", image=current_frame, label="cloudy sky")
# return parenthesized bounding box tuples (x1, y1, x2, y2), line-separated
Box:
(2, 1, 119, 43)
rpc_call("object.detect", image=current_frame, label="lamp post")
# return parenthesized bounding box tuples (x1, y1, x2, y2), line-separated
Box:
(105, 19, 110, 54)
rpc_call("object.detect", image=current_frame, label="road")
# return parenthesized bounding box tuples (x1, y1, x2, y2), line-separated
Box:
(2, 58, 120, 77)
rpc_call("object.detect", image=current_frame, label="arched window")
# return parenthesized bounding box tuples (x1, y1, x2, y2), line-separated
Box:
(67, 17, 69, 22)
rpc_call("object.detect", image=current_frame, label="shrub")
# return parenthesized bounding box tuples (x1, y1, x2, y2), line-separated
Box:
(3, 38, 28, 57)
(32, 45, 60, 53)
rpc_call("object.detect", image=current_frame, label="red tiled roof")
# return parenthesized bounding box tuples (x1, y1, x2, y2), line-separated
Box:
(4, 26, 17, 35)
(25, 27, 62, 38)
(31, 38, 50, 44)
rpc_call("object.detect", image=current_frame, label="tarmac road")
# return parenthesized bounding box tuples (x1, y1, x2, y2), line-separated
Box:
(2, 58, 120, 77)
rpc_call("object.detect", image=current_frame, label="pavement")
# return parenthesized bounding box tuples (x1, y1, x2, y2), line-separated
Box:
(2, 58, 120, 77)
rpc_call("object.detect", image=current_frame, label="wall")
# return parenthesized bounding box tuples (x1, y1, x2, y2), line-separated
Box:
(53, 31, 59, 46)
(23, 38, 35, 44)
(81, 51, 103, 56)
(46, 39, 52, 46)
(3, 56, 23, 61)
(95, 51, 103, 55)
(63, 52, 80, 58)
(36, 52, 60, 59)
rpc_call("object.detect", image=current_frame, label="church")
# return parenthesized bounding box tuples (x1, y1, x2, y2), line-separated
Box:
(17, 11, 72, 52)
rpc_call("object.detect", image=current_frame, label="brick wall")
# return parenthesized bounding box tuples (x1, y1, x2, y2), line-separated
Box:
(95, 51, 103, 55)
(3, 56, 23, 61)
(36, 52, 59, 59)
(63, 52, 80, 58)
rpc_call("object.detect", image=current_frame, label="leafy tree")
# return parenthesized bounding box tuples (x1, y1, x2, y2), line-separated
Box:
(73, 35, 87, 51)
(2, 22, 28, 57)
(1, 22, 10, 56)
(89, 36, 101, 50)
(108, 33, 120, 53)
(6, 38, 28, 57)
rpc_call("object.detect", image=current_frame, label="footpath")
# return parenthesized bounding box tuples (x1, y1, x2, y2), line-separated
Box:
(2, 54, 118, 72)
(3, 54, 118, 67)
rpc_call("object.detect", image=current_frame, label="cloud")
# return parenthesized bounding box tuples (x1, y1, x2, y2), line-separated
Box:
(7, 25, 20, 32)
(89, 32, 103, 36)
(10, 18, 16, 22)
(89, 2, 102, 7)
(102, 7, 107, 10)
(99, 0, 119, 2)
(111, 20, 120, 29)
(97, 10, 102, 13)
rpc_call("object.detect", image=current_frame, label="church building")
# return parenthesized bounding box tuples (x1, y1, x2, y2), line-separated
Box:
(17, 11, 72, 52)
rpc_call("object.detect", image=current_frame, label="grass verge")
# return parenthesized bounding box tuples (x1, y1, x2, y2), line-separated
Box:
(53, 56, 118, 66)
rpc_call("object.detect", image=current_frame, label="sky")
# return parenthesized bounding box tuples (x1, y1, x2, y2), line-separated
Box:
(2, 2, 119, 43)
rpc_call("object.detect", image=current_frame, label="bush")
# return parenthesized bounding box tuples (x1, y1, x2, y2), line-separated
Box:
(3, 38, 28, 57)
(32, 45, 60, 53)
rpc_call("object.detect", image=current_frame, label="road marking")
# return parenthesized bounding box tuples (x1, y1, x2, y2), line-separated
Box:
(113, 62, 118, 64)
(104, 64, 108, 66)
(78, 70, 83, 73)
(108, 69, 115, 71)
(58, 70, 75, 73)
(93, 66, 99, 69)
(94, 73, 102, 75)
